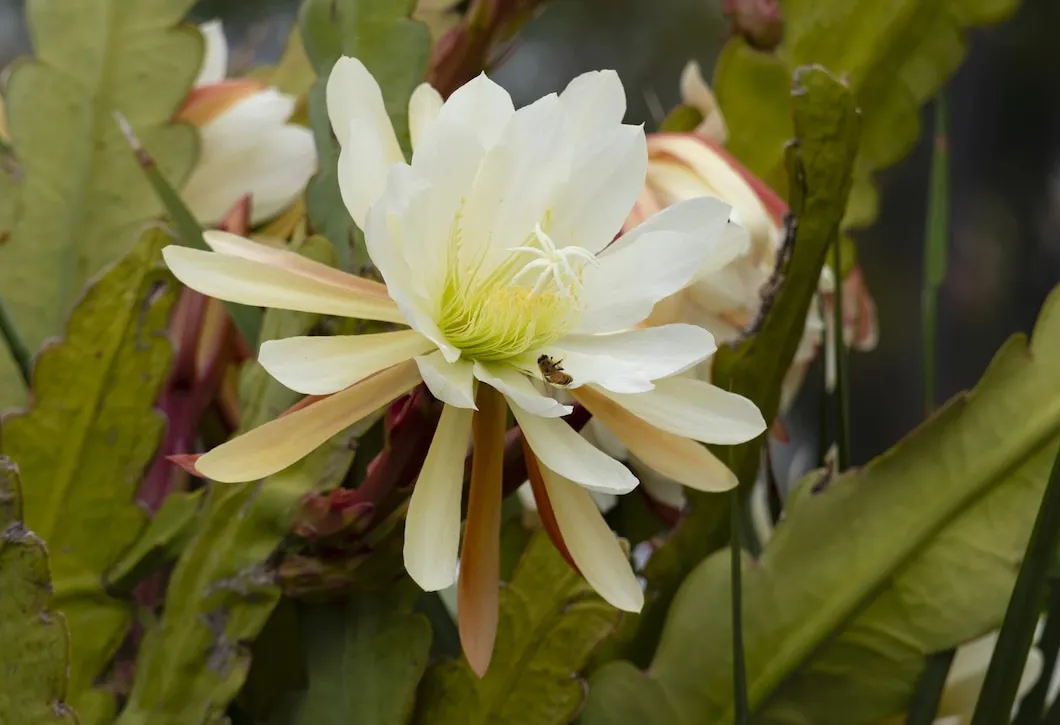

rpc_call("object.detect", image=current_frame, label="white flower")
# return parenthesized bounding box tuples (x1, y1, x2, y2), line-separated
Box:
(177, 21, 317, 226)
(162, 58, 765, 674)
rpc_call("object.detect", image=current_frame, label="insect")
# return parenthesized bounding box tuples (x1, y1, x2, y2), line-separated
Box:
(537, 354, 573, 386)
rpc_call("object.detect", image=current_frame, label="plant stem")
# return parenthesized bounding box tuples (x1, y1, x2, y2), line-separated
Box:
(922, 95, 950, 417)
(0, 296, 31, 385)
(970, 443, 1060, 725)
(1012, 579, 1060, 724)
(831, 233, 850, 470)
(731, 489, 749, 724)
(905, 649, 957, 725)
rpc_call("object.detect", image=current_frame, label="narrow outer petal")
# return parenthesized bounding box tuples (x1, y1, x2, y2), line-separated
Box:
(509, 401, 638, 495)
(327, 56, 403, 161)
(573, 386, 737, 492)
(404, 404, 474, 591)
(459, 384, 507, 677)
(258, 330, 434, 395)
(596, 377, 766, 445)
(473, 362, 571, 418)
(162, 246, 404, 323)
(416, 351, 477, 409)
(538, 462, 643, 612)
(196, 360, 421, 482)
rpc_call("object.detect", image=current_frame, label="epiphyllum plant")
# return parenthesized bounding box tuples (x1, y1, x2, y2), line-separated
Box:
(163, 58, 766, 674)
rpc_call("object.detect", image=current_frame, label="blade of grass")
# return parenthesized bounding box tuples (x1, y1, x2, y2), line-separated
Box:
(731, 488, 749, 725)
(904, 95, 956, 725)
(0, 295, 31, 385)
(969, 443, 1060, 725)
(830, 231, 850, 470)
(1012, 579, 1060, 724)
(114, 111, 261, 347)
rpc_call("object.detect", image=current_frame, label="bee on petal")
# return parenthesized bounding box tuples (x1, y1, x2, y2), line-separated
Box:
(537, 354, 573, 386)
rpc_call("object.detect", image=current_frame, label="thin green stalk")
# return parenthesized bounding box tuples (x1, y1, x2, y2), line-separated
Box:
(1012, 580, 1060, 724)
(0, 296, 31, 384)
(114, 112, 260, 347)
(970, 444, 1060, 725)
(830, 232, 850, 470)
(922, 96, 950, 417)
(905, 650, 957, 725)
(731, 489, 749, 725)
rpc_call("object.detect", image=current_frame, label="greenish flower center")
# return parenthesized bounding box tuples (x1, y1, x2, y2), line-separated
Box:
(437, 224, 596, 362)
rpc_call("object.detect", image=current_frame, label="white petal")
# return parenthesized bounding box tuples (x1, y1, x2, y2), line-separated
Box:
(338, 118, 394, 230)
(554, 324, 717, 388)
(473, 362, 571, 418)
(538, 463, 643, 612)
(574, 385, 737, 492)
(409, 82, 443, 149)
(548, 123, 647, 254)
(162, 246, 405, 323)
(196, 360, 421, 482)
(404, 404, 474, 591)
(361, 162, 422, 290)
(195, 20, 228, 87)
(596, 377, 766, 445)
(576, 231, 711, 334)
(416, 350, 477, 409)
(327, 56, 403, 162)
(559, 69, 626, 142)
(437, 72, 515, 149)
(509, 401, 638, 495)
(258, 330, 434, 395)
(610, 195, 731, 253)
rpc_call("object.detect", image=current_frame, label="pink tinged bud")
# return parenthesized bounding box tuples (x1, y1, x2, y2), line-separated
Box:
(723, 0, 784, 51)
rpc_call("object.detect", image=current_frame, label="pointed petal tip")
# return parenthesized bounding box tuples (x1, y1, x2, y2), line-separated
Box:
(167, 453, 203, 477)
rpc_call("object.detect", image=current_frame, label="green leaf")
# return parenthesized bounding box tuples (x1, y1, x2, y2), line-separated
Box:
(414, 532, 621, 725)
(602, 66, 860, 668)
(0, 0, 201, 352)
(712, 0, 1020, 228)
(0, 227, 178, 725)
(583, 283, 1060, 725)
(103, 489, 205, 595)
(277, 582, 432, 725)
(299, 0, 430, 270)
(0, 457, 79, 725)
(115, 239, 359, 725)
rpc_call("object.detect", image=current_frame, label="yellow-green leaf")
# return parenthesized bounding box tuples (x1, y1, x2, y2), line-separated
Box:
(713, 0, 1020, 228)
(0, 227, 177, 725)
(414, 532, 621, 725)
(0, 457, 79, 725)
(0, 0, 201, 353)
(583, 282, 1060, 725)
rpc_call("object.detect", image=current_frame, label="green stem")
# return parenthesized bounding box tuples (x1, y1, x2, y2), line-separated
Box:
(922, 96, 950, 417)
(731, 489, 749, 725)
(0, 296, 31, 385)
(970, 444, 1060, 725)
(905, 650, 956, 725)
(831, 233, 850, 470)
(1012, 580, 1060, 724)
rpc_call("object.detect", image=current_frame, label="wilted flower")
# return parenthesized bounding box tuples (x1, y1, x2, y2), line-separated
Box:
(164, 58, 766, 674)
(177, 21, 316, 226)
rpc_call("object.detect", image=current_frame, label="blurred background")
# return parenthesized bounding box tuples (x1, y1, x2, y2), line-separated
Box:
(1, 0, 1057, 465)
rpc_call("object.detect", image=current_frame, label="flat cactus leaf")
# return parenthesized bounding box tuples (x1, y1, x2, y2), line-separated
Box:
(0, 457, 79, 724)
(1, 227, 179, 724)
(0, 0, 201, 355)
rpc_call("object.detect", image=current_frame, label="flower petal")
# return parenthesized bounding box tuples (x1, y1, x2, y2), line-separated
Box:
(437, 72, 515, 149)
(327, 55, 402, 162)
(538, 463, 643, 612)
(415, 350, 477, 409)
(196, 360, 421, 482)
(202, 230, 391, 300)
(574, 386, 737, 492)
(576, 230, 712, 334)
(595, 376, 766, 445)
(473, 362, 571, 418)
(559, 69, 626, 143)
(612, 194, 731, 252)
(404, 403, 474, 591)
(338, 118, 395, 230)
(195, 20, 228, 87)
(459, 384, 507, 676)
(548, 123, 647, 254)
(258, 330, 434, 395)
(409, 82, 443, 149)
(509, 401, 638, 495)
(554, 323, 717, 387)
(162, 245, 404, 323)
